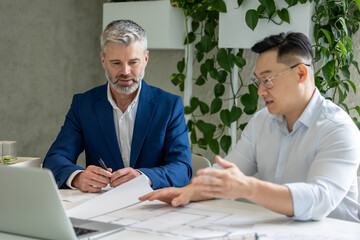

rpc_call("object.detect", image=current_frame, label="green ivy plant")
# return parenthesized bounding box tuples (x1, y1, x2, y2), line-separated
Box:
(171, 0, 360, 156)
(311, 0, 360, 127)
(170, 0, 259, 155)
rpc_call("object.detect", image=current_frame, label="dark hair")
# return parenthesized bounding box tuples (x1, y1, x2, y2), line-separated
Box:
(251, 32, 314, 67)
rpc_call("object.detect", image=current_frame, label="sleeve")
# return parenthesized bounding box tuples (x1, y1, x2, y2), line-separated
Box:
(138, 96, 192, 189)
(285, 123, 360, 220)
(43, 95, 85, 188)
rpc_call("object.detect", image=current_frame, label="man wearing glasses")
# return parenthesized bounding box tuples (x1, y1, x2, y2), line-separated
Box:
(140, 32, 360, 222)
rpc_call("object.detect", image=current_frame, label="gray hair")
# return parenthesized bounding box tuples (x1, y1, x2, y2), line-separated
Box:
(100, 20, 147, 55)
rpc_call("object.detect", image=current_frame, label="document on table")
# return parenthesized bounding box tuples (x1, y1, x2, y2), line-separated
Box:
(64, 175, 356, 240)
(67, 174, 153, 219)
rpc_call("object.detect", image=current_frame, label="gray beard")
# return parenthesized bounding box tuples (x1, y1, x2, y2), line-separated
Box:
(105, 70, 144, 94)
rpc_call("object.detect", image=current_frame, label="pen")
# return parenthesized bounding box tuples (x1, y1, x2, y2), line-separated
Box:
(98, 158, 108, 171)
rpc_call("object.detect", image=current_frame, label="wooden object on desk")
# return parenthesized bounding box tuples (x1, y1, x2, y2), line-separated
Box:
(2, 157, 42, 168)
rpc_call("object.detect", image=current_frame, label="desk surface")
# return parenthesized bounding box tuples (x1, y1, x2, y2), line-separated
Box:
(1, 194, 359, 240)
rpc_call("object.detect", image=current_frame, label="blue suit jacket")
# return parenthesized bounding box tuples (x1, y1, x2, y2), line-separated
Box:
(43, 81, 192, 189)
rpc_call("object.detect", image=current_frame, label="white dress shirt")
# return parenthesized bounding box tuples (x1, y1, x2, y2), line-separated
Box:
(224, 88, 360, 222)
(107, 82, 141, 168)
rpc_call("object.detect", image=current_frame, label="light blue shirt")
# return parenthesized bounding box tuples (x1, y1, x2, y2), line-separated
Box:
(226, 88, 360, 222)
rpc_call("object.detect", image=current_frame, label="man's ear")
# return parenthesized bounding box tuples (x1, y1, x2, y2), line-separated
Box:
(100, 52, 106, 69)
(297, 63, 308, 83)
(144, 50, 149, 66)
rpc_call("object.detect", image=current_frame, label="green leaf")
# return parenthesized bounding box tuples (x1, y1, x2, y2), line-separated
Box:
(352, 61, 360, 75)
(352, 117, 360, 130)
(336, 17, 349, 36)
(191, 21, 200, 32)
(209, 139, 220, 154)
(355, 106, 360, 116)
(235, 56, 246, 68)
(322, 60, 335, 82)
(248, 84, 259, 99)
(336, 42, 346, 58)
(196, 51, 204, 62)
(200, 35, 214, 53)
(190, 130, 197, 144)
(217, 48, 233, 72)
(241, 93, 258, 115)
(184, 32, 196, 45)
(230, 106, 242, 122)
(177, 58, 185, 73)
(210, 97, 222, 114)
(199, 101, 210, 114)
(170, 73, 185, 87)
(220, 135, 232, 154)
(237, 0, 244, 7)
(239, 123, 247, 131)
(245, 9, 259, 31)
(214, 83, 225, 97)
(205, 21, 215, 36)
(220, 109, 231, 127)
(346, 80, 356, 94)
(197, 138, 208, 150)
(196, 120, 216, 134)
(212, 0, 227, 12)
(195, 76, 206, 86)
(190, 97, 199, 111)
(278, 9, 290, 24)
(218, 70, 228, 83)
(341, 66, 350, 80)
(184, 106, 192, 114)
(200, 63, 208, 77)
(354, 0, 360, 11)
(318, 29, 332, 48)
(259, 0, 275, 18)
(338, 88, 346, 105)
(285, 0, 298, 7)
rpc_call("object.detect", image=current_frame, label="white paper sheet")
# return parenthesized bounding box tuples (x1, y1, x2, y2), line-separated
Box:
(67, 175, 152, 219)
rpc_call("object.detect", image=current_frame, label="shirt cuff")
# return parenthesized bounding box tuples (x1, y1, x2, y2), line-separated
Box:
(66, 170, 84, 189)
(285, 182, 315, 220)
(137, 170, 152, 186)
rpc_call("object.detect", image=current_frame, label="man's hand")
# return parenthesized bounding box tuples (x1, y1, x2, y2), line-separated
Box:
(72, 165, 112, 192)
(139, 185, 196, 207)
(110, 167, 141, 188)
(192, 155, 252, 200)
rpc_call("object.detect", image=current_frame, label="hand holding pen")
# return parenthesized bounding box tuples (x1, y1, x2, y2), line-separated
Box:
(71, 160, 112, 192)
(98, 158, 111, 172)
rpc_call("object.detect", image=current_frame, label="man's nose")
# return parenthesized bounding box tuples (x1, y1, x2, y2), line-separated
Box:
(257, 84, 268, 97)
(119, 64, 131, 75)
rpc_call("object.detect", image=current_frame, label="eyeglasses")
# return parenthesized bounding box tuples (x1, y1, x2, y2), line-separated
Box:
(251, 63, 311, 89)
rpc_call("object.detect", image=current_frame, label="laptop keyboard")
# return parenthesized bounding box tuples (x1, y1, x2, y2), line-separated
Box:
(73, 226, 98, 236)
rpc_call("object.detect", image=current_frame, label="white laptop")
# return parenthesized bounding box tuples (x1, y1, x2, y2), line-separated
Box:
(0, 166, 124, 240)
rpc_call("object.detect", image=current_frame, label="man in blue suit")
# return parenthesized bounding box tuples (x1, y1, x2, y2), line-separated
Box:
(43, 20, 192, 192)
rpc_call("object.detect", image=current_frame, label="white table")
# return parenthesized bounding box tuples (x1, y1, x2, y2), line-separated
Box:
(2, 157, 42, 168)
(0, 195, 359, 240)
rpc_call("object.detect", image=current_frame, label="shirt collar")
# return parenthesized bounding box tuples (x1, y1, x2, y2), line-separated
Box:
(107, 81, 142, 113)
(296, 88, 322, 128)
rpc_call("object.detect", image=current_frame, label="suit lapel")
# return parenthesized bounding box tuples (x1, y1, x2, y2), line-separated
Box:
(95, 85, 123, 169)
(130, 81, 156, 167)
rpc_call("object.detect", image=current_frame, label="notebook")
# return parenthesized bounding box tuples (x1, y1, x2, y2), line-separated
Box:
(0, 166, 124, 240)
